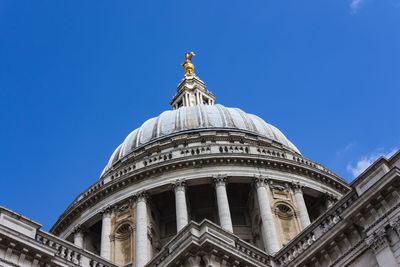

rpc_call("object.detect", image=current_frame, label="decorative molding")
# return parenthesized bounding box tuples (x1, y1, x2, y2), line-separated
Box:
(116, 196, 136, 213)
(269, 183, 287, 192)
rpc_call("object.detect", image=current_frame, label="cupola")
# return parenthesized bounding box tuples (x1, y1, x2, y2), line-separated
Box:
(170, 52, 216, 109)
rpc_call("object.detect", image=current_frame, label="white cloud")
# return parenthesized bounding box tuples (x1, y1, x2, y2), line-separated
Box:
(347, 147, 398, 178)
(350, 0, 364, 13)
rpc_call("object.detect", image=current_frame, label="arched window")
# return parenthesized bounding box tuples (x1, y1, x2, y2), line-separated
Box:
(275, 204, 294, 220)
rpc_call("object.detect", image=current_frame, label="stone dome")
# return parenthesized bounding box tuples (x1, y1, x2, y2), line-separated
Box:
(102, 104, 300, 176)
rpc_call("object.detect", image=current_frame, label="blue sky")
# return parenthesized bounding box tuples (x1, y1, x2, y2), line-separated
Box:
(1, 1, 399, 230)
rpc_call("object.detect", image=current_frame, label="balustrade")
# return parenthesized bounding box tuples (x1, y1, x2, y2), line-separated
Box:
(35, 230, 117, 267)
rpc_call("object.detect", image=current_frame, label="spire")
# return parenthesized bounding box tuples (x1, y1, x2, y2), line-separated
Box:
(170, 52, 216, 110)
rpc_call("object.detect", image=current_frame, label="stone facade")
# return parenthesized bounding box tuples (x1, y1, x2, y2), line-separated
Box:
(1, 68, 399, 267)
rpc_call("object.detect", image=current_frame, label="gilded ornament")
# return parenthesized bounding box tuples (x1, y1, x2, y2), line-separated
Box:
(182, 52, 196, 76)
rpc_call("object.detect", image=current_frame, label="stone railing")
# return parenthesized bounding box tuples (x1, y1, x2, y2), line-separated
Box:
(234, 237, 270, 265)
(276, 233, 316, 265)
(275, 191, 358, 266)
(35, 230, 117, 267)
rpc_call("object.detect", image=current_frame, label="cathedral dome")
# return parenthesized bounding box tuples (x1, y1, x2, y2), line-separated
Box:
(102, 104, 300, 176)
(51, 55, 350, 266)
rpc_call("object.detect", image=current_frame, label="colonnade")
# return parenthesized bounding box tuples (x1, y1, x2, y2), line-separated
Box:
(73, 176, 312, 267)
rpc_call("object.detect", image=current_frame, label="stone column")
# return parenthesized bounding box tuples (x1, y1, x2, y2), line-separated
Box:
(135, 192, 149, 267)
(254, 176, 280, 254)
(292, 183, 311, 229)
(100, 207, 112, 260)
(366, 229, 397, 267)
(213, 175, 233, 232)
(72, 225, 84, 248)
(172, 180, 189, 232)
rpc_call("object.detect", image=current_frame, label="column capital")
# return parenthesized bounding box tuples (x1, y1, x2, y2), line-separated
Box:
(72, 224, 86, 235)
(366, 228, 390, 253)
(135, 191, 149, 203)
(212, 174, 228, 187)
(172, 179, 186, 192)
(290, 182, 304, 193)
(253, 175, 271, 189)
(100, 205, 113, 217)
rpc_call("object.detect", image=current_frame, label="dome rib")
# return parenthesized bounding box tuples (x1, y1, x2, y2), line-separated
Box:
(101, 104, 300, 177)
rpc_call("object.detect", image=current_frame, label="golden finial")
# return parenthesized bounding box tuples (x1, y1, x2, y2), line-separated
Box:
(182, 52, 196, 76)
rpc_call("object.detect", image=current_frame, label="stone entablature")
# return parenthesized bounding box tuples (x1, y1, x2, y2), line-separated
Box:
(51, 132, 349, 236)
